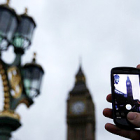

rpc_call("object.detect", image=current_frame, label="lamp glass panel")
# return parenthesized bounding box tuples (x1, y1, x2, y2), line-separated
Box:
(0, 11, 10, 36)
(18, 18, 30, 37)
(23, 66, 44, 98)
(24, 79, 40, 98)
(13, 18, 32, 48)
(13, 36, 23, 48)
(13, 35, 30, 48)
(0, 10, 10, 49)
(0, 37, 8, 50)
(18, 17, 35, 40)
(28, 23, 34, 40)
(7, 16, 17, 42)
(28, 89, 37, 98)
(24, 79, 30, 88)
(23, 79, 31, 96)
(0, 9, 18, 50)
(0, 36, 2, 43)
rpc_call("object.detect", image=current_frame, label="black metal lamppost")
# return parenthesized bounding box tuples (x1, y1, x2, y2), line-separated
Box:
(0, 0, 44, 139)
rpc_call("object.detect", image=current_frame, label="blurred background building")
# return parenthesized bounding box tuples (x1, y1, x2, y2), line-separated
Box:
(67, 65, 95, 140)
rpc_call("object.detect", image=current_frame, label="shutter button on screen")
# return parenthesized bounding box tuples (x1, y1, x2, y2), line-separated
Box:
(126, 104, 132, 110)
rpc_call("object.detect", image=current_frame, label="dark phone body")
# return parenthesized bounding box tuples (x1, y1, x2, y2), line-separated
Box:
(111, 67, 140, 129)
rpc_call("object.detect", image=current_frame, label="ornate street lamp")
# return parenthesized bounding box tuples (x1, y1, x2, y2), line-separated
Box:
(0, 1, 44, 140)
(12, 8, 36, 50)
(23, 53, 44, 98)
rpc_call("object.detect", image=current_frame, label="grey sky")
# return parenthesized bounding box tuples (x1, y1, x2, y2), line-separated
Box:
(0, 0, 140, 140)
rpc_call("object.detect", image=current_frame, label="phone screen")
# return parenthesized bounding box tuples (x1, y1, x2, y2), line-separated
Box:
(113, 74, 140, 119)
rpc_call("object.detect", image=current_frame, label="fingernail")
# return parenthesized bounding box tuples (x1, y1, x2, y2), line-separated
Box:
(127, 112, 137, 120)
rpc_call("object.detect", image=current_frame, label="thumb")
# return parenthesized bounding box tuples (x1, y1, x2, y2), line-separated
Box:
(127, 112, 140, 127)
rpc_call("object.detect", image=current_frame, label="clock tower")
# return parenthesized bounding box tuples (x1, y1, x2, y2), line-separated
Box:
(67, 65, 95, 140)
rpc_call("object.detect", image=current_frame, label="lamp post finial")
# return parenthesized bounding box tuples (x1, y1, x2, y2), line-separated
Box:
(6, 0, 10, 5)
(33, 52, 36, 62)
(25, 8, 28, 14)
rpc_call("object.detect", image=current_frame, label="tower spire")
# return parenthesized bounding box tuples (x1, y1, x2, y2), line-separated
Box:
(79, 56, 82, 67)
(75, 63, 86, 84)
(70, 64, 88, 94)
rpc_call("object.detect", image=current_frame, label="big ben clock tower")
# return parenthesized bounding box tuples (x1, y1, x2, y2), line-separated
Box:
(67, 65, 95, 140)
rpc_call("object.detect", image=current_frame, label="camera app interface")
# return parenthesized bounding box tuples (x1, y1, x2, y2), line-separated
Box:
(114, 74, 140, 118)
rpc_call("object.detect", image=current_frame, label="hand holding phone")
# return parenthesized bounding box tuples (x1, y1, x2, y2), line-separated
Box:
(111, 67, 140, 129)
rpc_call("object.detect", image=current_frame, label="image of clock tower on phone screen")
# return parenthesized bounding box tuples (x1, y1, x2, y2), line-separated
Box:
(114, 74, 140, 112)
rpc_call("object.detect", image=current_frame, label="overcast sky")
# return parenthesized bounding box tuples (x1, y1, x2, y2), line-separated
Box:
(1, 0, 140, 140)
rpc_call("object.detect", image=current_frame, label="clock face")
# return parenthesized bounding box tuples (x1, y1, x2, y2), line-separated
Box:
(71, 101, 85, 115)
(127, 82, 130, 85)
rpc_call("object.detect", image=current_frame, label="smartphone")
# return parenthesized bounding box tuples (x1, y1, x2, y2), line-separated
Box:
(111, 67, 140, 129)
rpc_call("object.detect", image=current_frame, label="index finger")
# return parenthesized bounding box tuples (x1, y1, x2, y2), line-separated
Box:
(136, 64, 140, 69)
(106, 94, 112, 103)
